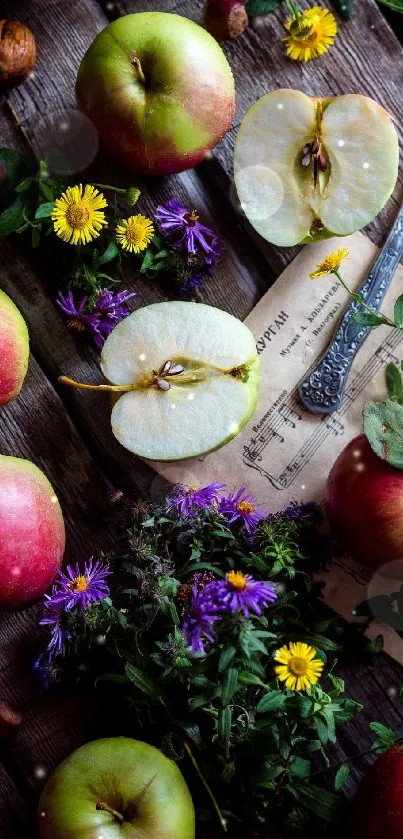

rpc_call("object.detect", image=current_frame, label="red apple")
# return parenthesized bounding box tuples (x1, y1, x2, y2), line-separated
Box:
(0, 455, 65, 609)
(350, 745, 403, 838)
(76, 12, 235, 175)
(326, 433, 403, 576)
(0, 288, 29, 405)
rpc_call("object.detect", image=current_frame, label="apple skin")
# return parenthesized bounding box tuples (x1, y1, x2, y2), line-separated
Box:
(76, 12, 235, 175)
(38, 737, 195, 839)
(326, 433, 403, 577)
(350, 745, 403, 839)
(0, 289, 29, 406)
(0, 455, 65, 609)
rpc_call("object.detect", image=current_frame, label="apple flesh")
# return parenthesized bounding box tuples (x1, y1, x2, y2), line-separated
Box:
(234, 89, 399, 246)
(326, 434, 403, 576)
(350, 745, 403, 839)
(38, 737, 195, 839)
(0, 289, 29, 405)
(0, 455, 65, 609)
(76, 12, 235, 175)
(61, 301, 260, 461)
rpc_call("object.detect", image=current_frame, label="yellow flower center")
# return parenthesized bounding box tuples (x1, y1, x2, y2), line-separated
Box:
(65, 204, 90, 230)
(288, 656, 308, 676)
(125, 217, 148, 245)
(226, 570, 248, 590)
(186, 209, 200, 225)
(67, 318, 87, 332)
(68, 575, 89, 593)
(236, 500, 256, 514)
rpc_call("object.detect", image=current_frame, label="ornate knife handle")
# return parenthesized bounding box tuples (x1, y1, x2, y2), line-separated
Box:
(299, 205, 403, 414)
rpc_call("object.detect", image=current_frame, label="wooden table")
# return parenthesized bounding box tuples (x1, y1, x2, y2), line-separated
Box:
(1, 0, 403, 835)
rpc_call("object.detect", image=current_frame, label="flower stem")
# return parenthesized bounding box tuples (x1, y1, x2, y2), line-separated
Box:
(333, 269, 395, 328)
(184, 742, 227, 833)
(90, 183, 126, 195)
(311, 734, 403, 780)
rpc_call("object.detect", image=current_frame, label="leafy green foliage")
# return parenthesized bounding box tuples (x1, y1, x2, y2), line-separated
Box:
(364, 400, 403, 469)
(41, 497, 372, 837)
(377, 0, 403, 11)
(246, 0, 283, 14)
(386, 363, 403, 405)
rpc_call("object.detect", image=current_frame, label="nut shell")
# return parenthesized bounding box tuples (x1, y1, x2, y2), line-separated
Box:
(0, 19, 36, 90)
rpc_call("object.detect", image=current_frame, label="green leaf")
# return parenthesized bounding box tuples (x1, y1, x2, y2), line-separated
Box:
(95, 673, 129, 685)
(377, 0, 403, 11)
(386, 363, 403, 405)
(330, 0, 354, 19)
(328, 674, 345, 695)
(218, 646, 237, 673)
(0, 148, 29, 208)
(364, 400, 403, 469)
(296, 782, 342, 823)
(39, 180, 55, 201)
(367, 634, 384, 654)
(334, 762, 350, 791)
(291, 633, 338, 652)
(124, 663, 161, 698)
(31, 227, 40, 248)
(96, 240, 119, 266)
(394, 294, 403, 327)
(35, 201, 54, 219)
(239, 671, 267, 687)
(290, 757, 311, 780)
(314, 715, 328, 745)
(221, 668, 238, 707)
(15, 177, 34, 193)
(246, 0, 283, 14)
(352, 311, 386, 327)
(0, 195, 26, 236)
(256, 691, 286, 713)
(285, 694, 315, 718)
(218, 706, 232, 748)
(369, 721, 395, 746)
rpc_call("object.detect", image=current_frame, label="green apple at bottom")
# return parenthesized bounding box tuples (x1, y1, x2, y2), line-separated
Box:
(38, 737, 195, 839)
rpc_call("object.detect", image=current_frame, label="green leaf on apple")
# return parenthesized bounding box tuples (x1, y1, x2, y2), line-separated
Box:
(364, 400, 403, 469)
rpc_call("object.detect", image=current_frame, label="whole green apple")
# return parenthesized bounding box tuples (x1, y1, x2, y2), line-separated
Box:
(76, 12, 235, 175)
(0, 288, 29, 405)
(38, 737, 195, 839)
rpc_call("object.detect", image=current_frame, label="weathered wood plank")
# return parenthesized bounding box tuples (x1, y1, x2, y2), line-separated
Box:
(114, 0, 403, 272)
(0, 764, 32, 838)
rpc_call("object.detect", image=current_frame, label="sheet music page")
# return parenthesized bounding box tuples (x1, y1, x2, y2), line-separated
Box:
(148, 231, 403, 662)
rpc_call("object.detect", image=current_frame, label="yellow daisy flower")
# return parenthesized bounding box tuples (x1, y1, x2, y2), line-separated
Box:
(116, 214, 155, 254)
(283, 7, 338, 62)
(309, 247, 349, 279)
(274, 642, 324, 691)
(51, 184, 108, 246)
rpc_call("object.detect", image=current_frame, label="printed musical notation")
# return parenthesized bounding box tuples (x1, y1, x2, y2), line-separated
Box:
(243, 330, 402, 491)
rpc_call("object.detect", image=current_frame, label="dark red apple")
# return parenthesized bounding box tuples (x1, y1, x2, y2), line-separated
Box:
(326, 433, 403, 576)
(0, 455, 65, 609)
(350, 745, 403, 838)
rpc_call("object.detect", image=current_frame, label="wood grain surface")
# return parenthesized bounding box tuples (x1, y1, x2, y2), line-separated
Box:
(1, 0, 403, 834)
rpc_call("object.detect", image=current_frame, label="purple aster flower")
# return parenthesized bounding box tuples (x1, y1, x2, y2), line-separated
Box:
(155, 198, 220, 260)
(33, 654, 61, 692)
(47, 558, 110, 611)
(167, 482, 226, 517)
(57, 287, 135, 348)
(39, 602, 71, 661)
(267, 501, 322, 524)
(206, 571, 277, 618)
(219, 487, 265, 534)
(181, 586, 221, 655)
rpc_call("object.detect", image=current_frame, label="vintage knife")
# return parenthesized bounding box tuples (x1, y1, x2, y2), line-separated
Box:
(299, 203, 403, 414)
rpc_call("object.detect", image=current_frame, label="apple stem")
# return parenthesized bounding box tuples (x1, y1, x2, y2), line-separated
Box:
(131, 55, 146, 85)
(96, 801, 124, 822)
(58, 375, 135, 393)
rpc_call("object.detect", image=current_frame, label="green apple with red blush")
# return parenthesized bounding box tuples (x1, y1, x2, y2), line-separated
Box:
(0, 455, 65, 609)
(76, 12, 235, 175)
(38, 737, 195, 839)
(0, 288, 29, 406)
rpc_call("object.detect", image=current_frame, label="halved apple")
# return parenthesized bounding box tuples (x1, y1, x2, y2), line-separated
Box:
(61, 302, 260, 461)
(234, 89, 399, 247)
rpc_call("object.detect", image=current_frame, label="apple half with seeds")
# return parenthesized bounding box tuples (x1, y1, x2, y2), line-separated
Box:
(61, 302, 260, 461)
(234, 89, 399, 247)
